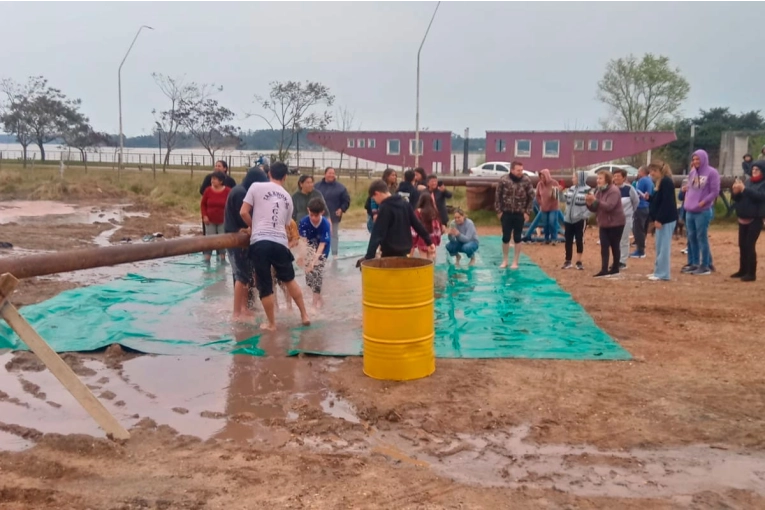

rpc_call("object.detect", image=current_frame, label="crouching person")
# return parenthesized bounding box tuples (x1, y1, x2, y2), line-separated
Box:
(445, 208, 479, 266)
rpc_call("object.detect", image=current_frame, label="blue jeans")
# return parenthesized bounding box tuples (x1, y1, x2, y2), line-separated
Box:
(686, 209, 713, 268)
(446, 240, 478, 258)
(542, 211, 559, 242)
(654, 220, 676, 280)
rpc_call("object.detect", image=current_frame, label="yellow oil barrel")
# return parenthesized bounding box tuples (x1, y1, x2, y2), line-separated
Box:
(360, 257, 435, 381)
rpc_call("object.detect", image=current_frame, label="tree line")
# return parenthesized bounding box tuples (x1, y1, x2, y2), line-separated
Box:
(2, 53, 763, 172)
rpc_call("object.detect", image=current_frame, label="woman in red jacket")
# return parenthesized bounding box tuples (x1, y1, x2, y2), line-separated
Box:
(585, 170, 626, 278)
(200, 171, 231, 265)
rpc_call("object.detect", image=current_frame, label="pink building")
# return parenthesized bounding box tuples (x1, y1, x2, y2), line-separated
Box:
(484, 131, 677, 172)
(307, 131, 453, 174)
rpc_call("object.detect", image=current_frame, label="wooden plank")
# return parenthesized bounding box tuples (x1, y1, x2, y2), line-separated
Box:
(0, 274, 130, 441)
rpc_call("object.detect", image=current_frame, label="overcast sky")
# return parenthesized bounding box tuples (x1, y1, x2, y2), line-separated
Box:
(2, 2, 763, 137)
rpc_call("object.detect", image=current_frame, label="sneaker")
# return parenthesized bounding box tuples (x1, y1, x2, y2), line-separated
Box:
(731, 271, 744, 278)
(608, 267, 620, 276)
(629, 251, 646, 259)
(692, 266, 711, 276)
(681, 264, 698, 274)
(741, 274, 756, 282)
(710, 264, 716, 273)
(619, 263, 627, 270)
(575, 261, 584, 271)
(681, 247, 688, 255)
(593, 271, 609, 278)
(648, 275, 666, 281)
(561, 261, 572, 269)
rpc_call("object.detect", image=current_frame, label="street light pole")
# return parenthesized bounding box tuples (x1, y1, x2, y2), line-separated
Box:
(415, 1, 440, 169)
(118, 25, 153, 178)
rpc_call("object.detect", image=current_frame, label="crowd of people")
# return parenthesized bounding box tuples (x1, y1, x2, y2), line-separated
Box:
(197, 149, 764, 329)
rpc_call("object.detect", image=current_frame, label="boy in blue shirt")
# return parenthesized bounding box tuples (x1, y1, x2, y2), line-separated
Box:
(298, 198, 331, 308)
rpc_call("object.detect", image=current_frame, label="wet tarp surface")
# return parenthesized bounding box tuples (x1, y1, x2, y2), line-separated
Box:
(0, 236, 630, 360)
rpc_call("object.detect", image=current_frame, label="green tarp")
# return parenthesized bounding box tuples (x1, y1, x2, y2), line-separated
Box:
(0, 236, 630, 361)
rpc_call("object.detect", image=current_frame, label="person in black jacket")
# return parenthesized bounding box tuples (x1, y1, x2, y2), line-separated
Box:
(362, 179, 434, 261)
(426, 175, 452, 232)
(647, 161, 679, 281)
(731, 160, 765, 282)
(200, 160, 237, 195)
(396, 169, 420, 209)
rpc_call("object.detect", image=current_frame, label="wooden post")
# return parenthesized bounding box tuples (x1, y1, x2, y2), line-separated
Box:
(190, 153, 194, 180)
(355, 156, 359, 187)
(0, 273, 130, 441)
(152, 153, 156, 181)
(0, 151, 3, 171)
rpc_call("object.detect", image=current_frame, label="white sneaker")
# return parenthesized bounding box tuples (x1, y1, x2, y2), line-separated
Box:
(648, 275, 667, 281)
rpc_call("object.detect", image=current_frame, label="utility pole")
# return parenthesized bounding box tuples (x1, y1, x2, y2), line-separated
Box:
(462, 127, 469, 174)
(118, 25, 153, 178)
(687, 124, 697, 175)
(414, 1, 440, 169)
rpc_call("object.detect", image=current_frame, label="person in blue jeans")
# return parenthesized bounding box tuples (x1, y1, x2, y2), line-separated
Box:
(647, 161, 678, 281)
(445, 209, 479, 266)
(682, 150, 720, 276)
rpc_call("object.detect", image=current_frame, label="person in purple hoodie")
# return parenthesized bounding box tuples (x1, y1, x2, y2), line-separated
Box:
(682, 149, 720, 276)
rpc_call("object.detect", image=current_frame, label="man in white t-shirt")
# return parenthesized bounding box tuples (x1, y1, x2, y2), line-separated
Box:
(240, 162, 310, 331)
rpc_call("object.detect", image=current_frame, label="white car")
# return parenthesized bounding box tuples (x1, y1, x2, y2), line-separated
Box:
(586, 164, 639, 177)
(469, 161, 535, 178)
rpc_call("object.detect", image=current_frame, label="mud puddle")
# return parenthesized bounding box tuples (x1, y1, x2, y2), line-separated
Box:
(0, 200, 149, 226)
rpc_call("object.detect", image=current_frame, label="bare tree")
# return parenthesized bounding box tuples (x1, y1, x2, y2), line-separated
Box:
(151, 73, 212, 171)
(0, 76, 84, 164)
(181, 97, 239, 161)
(334, 106, 358, 170)
(597, 54, 690, 132)
(251, 81, 335, 162)
(62, 121, 111, 172)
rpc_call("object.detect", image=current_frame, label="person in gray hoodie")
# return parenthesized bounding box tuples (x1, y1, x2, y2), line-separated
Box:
(561, 170, 591, 270)
(613, 168, 640, 269)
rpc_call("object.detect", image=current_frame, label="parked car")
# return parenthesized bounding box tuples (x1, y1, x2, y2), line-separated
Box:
(586, 164, 639, 177)
(469, 162, 535, 178)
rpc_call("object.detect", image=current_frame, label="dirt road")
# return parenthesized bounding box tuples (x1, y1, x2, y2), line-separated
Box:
(1, 205, 764, 509)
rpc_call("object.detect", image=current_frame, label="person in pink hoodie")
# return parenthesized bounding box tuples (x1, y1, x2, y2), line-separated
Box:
(535, 169, 561, 244)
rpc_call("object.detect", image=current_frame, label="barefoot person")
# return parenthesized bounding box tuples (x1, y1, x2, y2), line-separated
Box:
(495, 161, 534, 269)
(362, 180, 435, 261)
(240, 162, 310, 331)
(412, 192, 441, 261)
(731, 160, 765, 282)
(200, 171, 231, 265)
(298, 198, 331, 307)
(446, 209, 479, 266)
(224, 166, 269, 319)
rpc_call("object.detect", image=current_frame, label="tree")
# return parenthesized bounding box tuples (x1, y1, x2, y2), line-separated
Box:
(151, 73, 209, 171)
(597, 54, 690, 131)
(180, 97, 239, 162)
(659, 108, 765, 169)
(334, 106, 357, 170)
(1, 76, 84, 164)
(62, 121, 111, 172)
(252, 81, 335, 162)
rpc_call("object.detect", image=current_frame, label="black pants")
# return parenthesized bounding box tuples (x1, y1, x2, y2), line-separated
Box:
(633, 208, 649, 252)
(249, 241, 296, 299)
(599, 226, 625, 272)
(564, 220, 585, 261)
(501, 212, 525, 244)
(738, 220, 763, 277)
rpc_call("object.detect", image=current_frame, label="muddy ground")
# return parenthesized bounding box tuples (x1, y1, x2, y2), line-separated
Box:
(1, 202, 765, 509)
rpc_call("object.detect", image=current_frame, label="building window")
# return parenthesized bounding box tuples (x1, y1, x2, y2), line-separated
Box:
(574, 140, 584, 151)
(387, 139, 400, 155)
(588, 139, 598, 151)
(368, 139, 376, 149)
(357, 139, 366, 148)
(409, 139, 423, 156)
(433, 139, 442, 152)
(515, 139, 531, 157)
(347, 138, 355, 148)
(543, 140, 560, 158)
(602, 139, 613, 151)
(495, 139, 507, 153)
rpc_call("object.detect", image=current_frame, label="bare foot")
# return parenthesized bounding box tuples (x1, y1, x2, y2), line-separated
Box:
(499, 261, 509, 269)
(469, 257, 476, 266)
(259, 322, 277, 332)
(301, 315, 311, 326)
(510, 264, 519, 270)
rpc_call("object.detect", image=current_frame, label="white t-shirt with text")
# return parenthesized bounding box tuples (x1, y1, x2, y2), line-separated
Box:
(242, 182, 294, 248)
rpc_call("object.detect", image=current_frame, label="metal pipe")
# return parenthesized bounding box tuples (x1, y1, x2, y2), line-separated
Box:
(0, 233, 249, 280)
